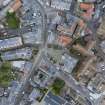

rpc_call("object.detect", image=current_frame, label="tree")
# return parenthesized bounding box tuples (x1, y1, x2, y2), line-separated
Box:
(51, 78, 65, 95)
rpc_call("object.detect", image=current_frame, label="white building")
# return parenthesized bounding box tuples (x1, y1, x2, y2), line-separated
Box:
(1, 47, 32, 60)
(51, 0, 72, 11)
(100, 40, 105, 53)
(0, 37, 22, 51)
(61, 54, 78, 73)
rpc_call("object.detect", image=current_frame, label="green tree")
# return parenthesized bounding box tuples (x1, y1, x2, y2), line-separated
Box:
(51, 78, 65, 95)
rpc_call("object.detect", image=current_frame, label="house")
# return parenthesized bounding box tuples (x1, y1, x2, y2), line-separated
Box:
(0, 37, 22, 51)
(39, 56, 57, 76)
(22, 31, 42, 45)
(11, 61, 25, 69)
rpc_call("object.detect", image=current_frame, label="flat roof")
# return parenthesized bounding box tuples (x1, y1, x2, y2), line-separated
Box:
(44, 92, 71, 105)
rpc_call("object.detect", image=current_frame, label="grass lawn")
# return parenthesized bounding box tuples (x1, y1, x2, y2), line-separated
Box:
(6, 12, 20, 29)
(0, 62, 15, 87)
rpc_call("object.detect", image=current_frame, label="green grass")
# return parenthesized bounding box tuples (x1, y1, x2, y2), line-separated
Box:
(0, 62, 15, 87)
(6, 12, 20, 29)
(51, 78, 65, 95)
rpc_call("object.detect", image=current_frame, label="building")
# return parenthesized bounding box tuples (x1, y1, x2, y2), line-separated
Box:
(96, 62, 105, 72)
(73, 44, 94, 56)
(57, 14, 85, 38)
(8, 82, 22, 104)
(32, 69, 50, 88)
(77, 63, 96, 86)
(0, 87, 4, 97)
(1, 47, 32, 61)
(61, 54, 78, 74)
(50, 0, 73, 11)
(1, 0, 12, 7)
(97, 17, 105, 36)
(77, 2, 94, 21)
(9, 0, 22, 12)
(47, 31, 56, 45)
(100, 40, 105, 53)
(78, 0, 97, 2)
(29, 88, 40, 102)
(57, 35, 72, 47)
(0, 37, 22, 51)
(87, 73, 105, 93)
(22, 31, 42, 45)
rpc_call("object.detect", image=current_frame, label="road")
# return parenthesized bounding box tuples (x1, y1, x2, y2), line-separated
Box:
(57, 71, 94, 105)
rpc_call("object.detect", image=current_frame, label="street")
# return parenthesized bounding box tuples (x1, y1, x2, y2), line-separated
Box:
(57, 71, 94, 105)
